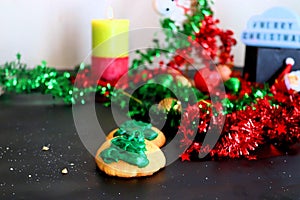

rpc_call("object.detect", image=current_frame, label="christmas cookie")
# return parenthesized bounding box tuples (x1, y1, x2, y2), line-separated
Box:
(106, 120, 166, 148)
(95, 133, 166, 178)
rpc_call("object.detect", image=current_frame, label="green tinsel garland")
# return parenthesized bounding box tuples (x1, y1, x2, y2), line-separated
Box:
(0, 54, 106, 104)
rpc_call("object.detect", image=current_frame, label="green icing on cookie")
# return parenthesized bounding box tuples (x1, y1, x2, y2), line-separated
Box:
(100, 145, 149, 168)
(114, 120, 158, 141)
(100, 127, 150, 168)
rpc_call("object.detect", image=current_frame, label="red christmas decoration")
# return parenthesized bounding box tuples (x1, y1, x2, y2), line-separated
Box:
(193, 67, 221, 93)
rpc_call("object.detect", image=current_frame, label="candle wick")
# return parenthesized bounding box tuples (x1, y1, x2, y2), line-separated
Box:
(107, 6, 114, 19)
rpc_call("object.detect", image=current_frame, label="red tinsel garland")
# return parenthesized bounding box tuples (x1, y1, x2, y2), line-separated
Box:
(179, 85, 300, 161)
(167, 15, 236, 69)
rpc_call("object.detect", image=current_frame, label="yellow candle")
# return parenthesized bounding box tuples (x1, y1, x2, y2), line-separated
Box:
(92, 19, 129, 58)
(91, 17, 129, 84)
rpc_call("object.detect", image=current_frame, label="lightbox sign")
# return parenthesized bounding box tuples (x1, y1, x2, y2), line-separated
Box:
(241, 7, 300, 49)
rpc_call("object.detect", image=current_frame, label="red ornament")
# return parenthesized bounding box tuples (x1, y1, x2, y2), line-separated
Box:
(194, 67, 221, 93)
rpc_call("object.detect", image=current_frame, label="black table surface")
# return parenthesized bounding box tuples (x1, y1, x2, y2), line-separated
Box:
(0, 94, 300, 200)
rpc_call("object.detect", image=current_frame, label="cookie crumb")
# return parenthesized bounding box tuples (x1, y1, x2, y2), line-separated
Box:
(61, 168, 68, 175)
(42, 146, 50, 151)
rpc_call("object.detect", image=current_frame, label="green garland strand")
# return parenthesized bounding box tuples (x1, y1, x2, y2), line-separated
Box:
(0, 54, 106, 104)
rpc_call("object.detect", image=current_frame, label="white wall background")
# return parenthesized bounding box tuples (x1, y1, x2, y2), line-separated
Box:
(1, 0, 300, 69)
